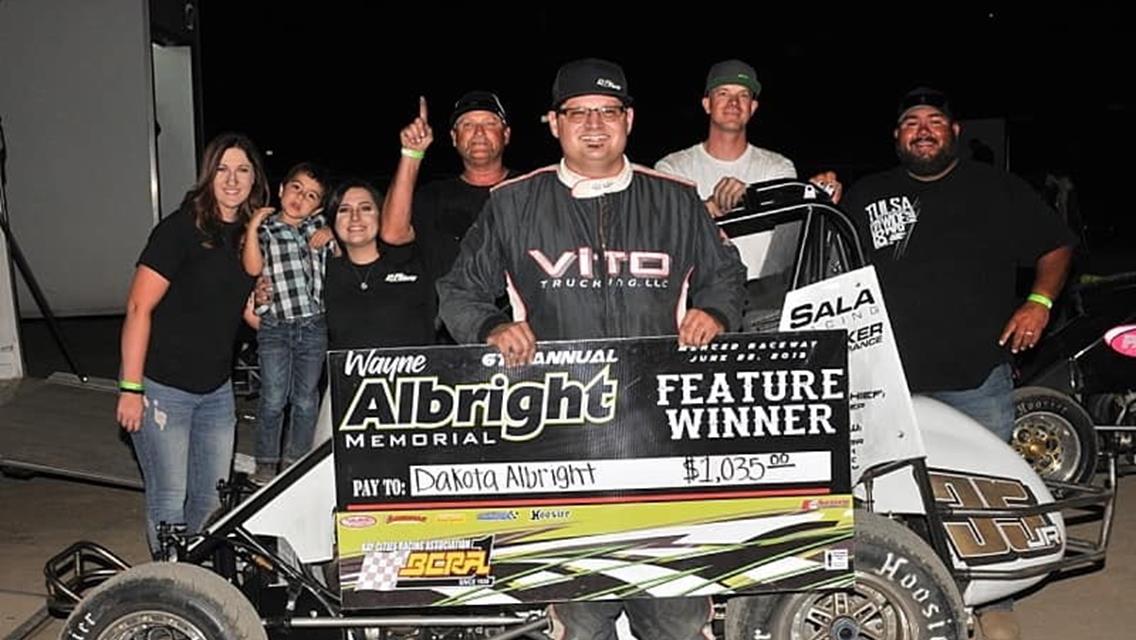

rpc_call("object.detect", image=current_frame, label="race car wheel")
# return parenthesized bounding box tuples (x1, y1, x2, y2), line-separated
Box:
(726, 510, 965, 640)
(1012, 386, 1098, 483)
(61, 562, 266, 640)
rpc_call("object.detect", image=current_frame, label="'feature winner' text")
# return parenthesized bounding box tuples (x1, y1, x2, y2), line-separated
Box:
(337, 366, 618, 448)
(658, 369, 845, 439)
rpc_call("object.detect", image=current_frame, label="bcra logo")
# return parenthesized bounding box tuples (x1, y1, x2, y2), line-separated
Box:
(528, 248, 670, 278)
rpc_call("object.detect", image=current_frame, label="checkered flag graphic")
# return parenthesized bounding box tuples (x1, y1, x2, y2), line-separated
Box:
(355, 549, 411, 591)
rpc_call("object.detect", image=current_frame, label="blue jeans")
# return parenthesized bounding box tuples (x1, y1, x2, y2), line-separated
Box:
(926, 363, 1015, 442)
(254, 314, 327, 465)
(130, 378, 236, 554)
(549, 598, 713, 640)
(928, 364, 1017, 615)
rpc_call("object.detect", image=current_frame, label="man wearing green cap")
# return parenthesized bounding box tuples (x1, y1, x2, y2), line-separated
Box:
(656, 60, 840, 279)
(656, 59, 797, 217)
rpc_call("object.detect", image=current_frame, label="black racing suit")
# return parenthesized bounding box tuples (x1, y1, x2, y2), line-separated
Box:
(438, 161, 745, 343)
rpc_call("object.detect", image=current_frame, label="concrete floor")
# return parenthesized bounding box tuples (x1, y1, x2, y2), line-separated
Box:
(0, 475, 148, 637)
(0, 471, 1133, 639)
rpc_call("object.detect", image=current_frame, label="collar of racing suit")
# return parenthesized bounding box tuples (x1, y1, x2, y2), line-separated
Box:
(557, 156, 633, 199)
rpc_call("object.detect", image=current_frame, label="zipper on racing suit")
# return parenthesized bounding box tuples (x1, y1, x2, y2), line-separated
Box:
(597, 195, 612, 335)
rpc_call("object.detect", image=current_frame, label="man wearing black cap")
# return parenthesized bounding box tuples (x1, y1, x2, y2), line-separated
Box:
(438, 60, 745, 636)
(439, 58, 744, 364)
(841, 91, 1074, 639)
(412, 90, 516, 278)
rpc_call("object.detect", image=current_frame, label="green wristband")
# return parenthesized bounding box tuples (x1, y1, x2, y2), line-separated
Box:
(1027, 293, 1053, 309)
(400, 147, 425, 160)
(119, 379, 144, 392)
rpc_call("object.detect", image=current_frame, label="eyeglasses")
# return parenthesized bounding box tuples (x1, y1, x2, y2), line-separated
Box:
(557, 106, 626, 124)
(285, 181, 323, 203)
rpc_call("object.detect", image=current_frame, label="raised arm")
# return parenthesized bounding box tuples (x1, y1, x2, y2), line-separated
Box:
(381, 96, 432, 246)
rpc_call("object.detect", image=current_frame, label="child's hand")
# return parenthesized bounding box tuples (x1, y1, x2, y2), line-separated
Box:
(253, 276, 272, 306)
(250, 206, 275, 228)
(399, 97, 433, 153)
(309, 227, 335, 250)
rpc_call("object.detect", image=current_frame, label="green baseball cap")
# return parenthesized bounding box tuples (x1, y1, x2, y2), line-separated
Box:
(705, 59, 762, 96)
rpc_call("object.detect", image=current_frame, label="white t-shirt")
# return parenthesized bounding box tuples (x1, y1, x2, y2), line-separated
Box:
(655, 143, 796, 199)
(655, 143, 798, 279)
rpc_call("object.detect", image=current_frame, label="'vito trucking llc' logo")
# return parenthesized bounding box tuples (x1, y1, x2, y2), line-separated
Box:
(528, 247, 671, 290)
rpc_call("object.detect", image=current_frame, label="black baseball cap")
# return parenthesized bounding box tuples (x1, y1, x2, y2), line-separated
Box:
(450, 90, 508, 128)
(551, 58, 632, 108)
(897, 87, 953, 121)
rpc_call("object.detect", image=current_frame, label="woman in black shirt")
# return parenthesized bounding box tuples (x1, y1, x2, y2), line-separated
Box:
(324, 99, 438, 350)
(116, 133, 269, 554)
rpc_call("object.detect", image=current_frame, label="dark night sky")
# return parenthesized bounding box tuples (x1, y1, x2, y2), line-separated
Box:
(194, 5, 1130, 242)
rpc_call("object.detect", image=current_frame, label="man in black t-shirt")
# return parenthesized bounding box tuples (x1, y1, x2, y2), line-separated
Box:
(844, 87, 1073, 435)
(841, 88, 1073, 640)
(413, 90, 517, 278)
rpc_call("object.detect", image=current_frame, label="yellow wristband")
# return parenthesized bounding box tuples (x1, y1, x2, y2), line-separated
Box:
(119, 379, 144, 393)
(1027, 293, 1053, 309)
(400, 148, 425, 160)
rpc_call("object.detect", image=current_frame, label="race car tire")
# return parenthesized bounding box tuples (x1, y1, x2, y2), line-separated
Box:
(726, 510, 966, 640)
(61, 562, 266, 640)
(1013, 386, 1098, 483)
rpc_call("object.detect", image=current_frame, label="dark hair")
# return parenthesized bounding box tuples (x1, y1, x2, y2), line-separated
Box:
(325, 178, 385, 243)
(181, 133, 269, 244)
(282, 161, 330, 192)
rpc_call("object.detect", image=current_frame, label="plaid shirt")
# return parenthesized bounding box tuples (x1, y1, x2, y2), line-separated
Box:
(258, 213, 332, 320)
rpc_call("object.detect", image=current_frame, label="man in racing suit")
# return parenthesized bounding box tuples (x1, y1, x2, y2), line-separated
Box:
(437, 58, 745, 639)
